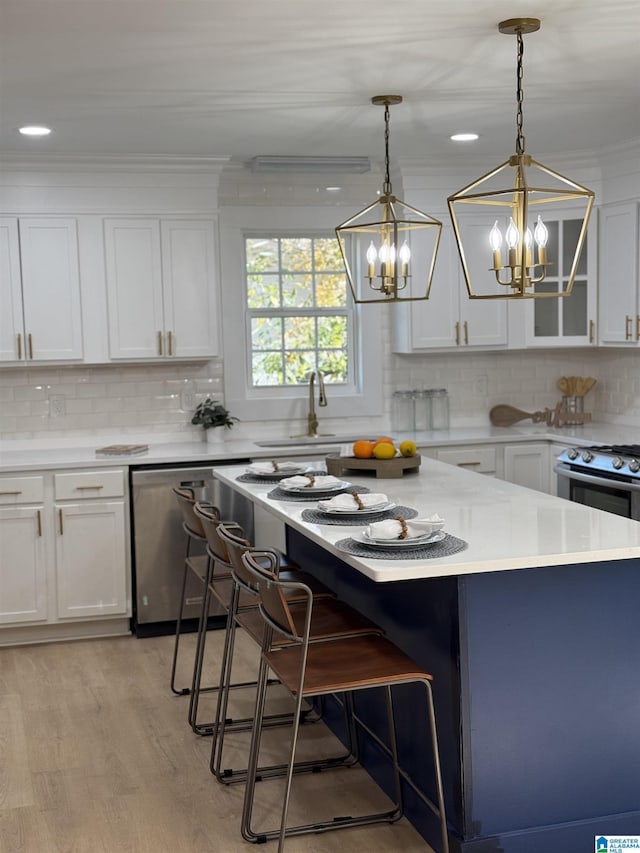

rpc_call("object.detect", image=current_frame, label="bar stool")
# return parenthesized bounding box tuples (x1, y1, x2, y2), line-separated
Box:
(211, 523, 383, 786)
(189, 507, 336, 738)
(240, 549, 450, 853)
(169, 486, 214, 696)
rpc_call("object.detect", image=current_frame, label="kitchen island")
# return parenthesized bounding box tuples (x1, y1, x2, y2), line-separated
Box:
(212, 458, 640, 853)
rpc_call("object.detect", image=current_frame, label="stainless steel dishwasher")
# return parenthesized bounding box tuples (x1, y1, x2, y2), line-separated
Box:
(130, 462, 253, 636)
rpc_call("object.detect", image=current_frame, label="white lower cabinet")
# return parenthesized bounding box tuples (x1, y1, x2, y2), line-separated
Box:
(0, 476, 47, 624)
(503, 443, 550, 493)
(0, 468, 130, 639)
(428, 445, 500, 477)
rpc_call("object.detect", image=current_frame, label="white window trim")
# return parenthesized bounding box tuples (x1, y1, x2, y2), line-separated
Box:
(220, 205, 383, 423)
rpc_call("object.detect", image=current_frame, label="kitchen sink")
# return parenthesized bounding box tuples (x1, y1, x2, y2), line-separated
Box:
(254, 435, 375, 448)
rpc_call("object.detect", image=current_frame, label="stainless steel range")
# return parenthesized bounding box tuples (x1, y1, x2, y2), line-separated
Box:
(555, 444, 640, 520)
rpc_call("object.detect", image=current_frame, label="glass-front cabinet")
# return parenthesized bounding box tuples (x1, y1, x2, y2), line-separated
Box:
(516, 209, 597, 347)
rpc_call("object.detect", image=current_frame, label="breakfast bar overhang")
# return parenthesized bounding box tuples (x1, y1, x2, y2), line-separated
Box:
(212, 459, 640, 853)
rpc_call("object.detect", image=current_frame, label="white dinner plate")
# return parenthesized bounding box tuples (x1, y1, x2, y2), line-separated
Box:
(354, 530, 446, 549)
(248, 466, 309, 478)
(280, 480, 350, 494)
(317, 500, 396, 515)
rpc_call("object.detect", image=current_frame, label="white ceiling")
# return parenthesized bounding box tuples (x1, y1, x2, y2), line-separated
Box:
(1, 0, 639, 168)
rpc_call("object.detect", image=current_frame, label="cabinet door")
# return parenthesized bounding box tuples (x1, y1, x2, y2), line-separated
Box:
(0, 218, 25, 362)
(55, 501, 128, 619)
(504, 443, 550, 493)
(0, 506, 47, 624)
(104, 218, 164, 359)
(598, 202, 639, 345)
(524, 210, 597, 347)
(160, 220, 219, 358)
(18, 218, 83, 361)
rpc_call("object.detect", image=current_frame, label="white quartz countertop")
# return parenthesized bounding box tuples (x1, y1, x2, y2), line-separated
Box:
(211, 458, 640, 583)
(0, 421, 638, 473)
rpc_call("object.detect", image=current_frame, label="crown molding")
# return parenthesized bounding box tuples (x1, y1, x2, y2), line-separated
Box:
(0, 153, 231, 174)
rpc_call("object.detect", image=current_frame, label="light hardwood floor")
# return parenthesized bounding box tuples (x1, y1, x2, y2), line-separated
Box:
(0, 629, 434, 853)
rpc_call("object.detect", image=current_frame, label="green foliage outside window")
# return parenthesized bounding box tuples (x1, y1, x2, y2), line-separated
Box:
(246, 236, 351, 387)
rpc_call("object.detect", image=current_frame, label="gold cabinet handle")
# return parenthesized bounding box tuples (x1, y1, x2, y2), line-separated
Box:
(167, 330, 173, 356)
(28, 333, 33, 359)
(37, 509, 42, 537)
(463, 320, 469, 345)
(625, 315, 633, 340)
(589, 319, 595, 344)
(455, 321, 460, 346)
(636, 315, 640, 342)
(17, 333, 22, 360)
(0, 490, 23, 496)
(158, 331, 164, 356)
(457, 461, 481, 467)
(59, 508, 64, 535)
(75, 485, 104, 490)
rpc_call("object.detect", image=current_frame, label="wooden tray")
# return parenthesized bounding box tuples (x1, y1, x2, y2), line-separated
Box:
(325, 452, 421, 479)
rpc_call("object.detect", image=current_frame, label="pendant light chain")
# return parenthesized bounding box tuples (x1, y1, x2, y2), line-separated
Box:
(515, 28, 526, 155)
(383, 103, 392, 195)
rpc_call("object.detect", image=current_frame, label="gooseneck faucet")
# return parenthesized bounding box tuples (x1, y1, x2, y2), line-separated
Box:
(306, 369, 327, 438)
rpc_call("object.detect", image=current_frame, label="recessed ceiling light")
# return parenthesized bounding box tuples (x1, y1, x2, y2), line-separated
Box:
(325, 186, 342, 192)
(19, 125, 52, 137)
(450, 132, 479, 142)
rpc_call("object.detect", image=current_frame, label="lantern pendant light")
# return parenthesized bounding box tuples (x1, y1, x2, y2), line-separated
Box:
(447, 18, 595, 300)
(335, 95, 442, 304)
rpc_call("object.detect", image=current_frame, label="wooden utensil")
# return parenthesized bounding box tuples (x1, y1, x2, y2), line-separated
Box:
(583, 376, 597, 395)
(557, 377, 570, 394)
(490, 404, 554, 427)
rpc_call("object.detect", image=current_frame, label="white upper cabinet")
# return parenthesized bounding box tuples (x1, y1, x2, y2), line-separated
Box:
(518, 209, 597, 348)
(104, 218, 219, 360)
(598, 202, 640, 345)
(0, 217, 83, 363)
(391, 218, 508, 352)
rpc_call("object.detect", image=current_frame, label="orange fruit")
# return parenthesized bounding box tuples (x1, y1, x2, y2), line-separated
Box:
(372, 441, 396, 460)
(372, 436, 394, 449)
(352, 440, 374, 459)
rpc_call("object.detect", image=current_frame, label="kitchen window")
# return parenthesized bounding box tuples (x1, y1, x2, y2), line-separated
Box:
(220, 208, 383, 424)
(245, 235, 352, 387)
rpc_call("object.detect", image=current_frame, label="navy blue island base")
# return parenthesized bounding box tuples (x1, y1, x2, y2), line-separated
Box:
(286, 527, 640, 853)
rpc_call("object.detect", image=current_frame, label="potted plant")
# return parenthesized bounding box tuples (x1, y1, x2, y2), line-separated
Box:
(191, 397, 238, 441)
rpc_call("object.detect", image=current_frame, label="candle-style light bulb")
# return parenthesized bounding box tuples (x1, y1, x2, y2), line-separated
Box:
(505, 217, 519, 249)
(378, 243, 390, 277)
(534, 215, 548, 266)
(366, 241, 377, 278)
(489, 220, 503, 269)
(505, 217, 519, 268)
(399, 240, 411, 277)
(524, 227, 533, 268)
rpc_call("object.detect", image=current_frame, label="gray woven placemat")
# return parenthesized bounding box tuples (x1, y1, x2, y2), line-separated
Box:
(267, 484, 371, 502)
(237, 469, 326, 485)
(301, 505, 418, 526)
(335, 533, 468, 560)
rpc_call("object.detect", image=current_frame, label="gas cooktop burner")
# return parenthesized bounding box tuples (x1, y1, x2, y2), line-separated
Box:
(557, 443, 640, 478)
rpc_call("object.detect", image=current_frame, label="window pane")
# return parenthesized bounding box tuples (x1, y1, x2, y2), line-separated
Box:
(533, 282, 559, 336)
(281, 238, 312, 271)
(285, 316, 315, 349)
(314, 238, 342, 269)
(319, 351, 348, 382)
(563, 280, 587, 336)
(563, 220, 586, 277)
(251, 317, 282, 350)
(252, 353, 283, 385)
(247, 273, 280, 308)
(282, 273, 313, 308)
(316, 273, 347, 307)
(317, 315, 347, 348)
(246, 238, 279, 273)
(284, 351, 315, 384)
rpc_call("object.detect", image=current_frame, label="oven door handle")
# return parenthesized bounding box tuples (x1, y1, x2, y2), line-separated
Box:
(554, 463, 640, 493)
